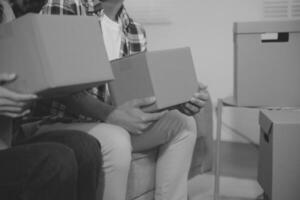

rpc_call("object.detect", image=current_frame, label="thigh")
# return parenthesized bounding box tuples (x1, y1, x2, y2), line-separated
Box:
(23, 130, 102, 164)
(26, 130, 103, 200)
(36, 122, 132, 161)
(0, 143, 75, 195)
(37, 122, 131, 150)
(36, 122, 101, 134)
(131, 110, 197, 152)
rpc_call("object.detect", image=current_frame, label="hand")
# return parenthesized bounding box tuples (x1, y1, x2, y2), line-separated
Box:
(177, 82, 209, 116)
(106, 97, 167, 135)
(0, 73, 37, 118)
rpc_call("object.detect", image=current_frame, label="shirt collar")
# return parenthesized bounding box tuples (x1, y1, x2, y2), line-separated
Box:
(82, 0, 125, 18)
(81, 1, 132, 32)
(82, 0, 102, 13)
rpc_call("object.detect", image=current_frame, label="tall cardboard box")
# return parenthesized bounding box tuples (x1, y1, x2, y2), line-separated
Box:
(233, 20, 300, 107)
(0, 14, 114, 97)
(258, 110, 300, 200)
(109, 47, 198, 111)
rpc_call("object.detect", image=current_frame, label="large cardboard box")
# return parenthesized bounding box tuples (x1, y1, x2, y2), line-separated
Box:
(233, 20, 300, 107)
(0, 14, 114, 97)
(109, 47, 198, 111)
(258, 110, 300, 200)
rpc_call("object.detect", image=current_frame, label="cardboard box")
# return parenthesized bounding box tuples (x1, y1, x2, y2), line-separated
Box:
(109, 47, 198, 111)
(0, 14, 114, 97)
(258, 110, 300, 200)
(233, 20, 300, 107)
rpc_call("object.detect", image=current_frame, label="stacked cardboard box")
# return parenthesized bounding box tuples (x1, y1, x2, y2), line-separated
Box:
(233, 20, 300, 107)
(258, 110, 300, 200)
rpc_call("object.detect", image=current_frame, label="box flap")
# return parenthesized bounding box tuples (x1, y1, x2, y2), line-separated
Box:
(261, 110, 300, 124)
(259, 110, 274, 135)
(233, 20, 300, 34)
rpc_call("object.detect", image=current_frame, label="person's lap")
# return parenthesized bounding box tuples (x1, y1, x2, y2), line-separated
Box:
(21, 130, 103, 200)
(32, 110, 196, 200)
(11, 129, 103, 200)
(35, 110, 196, 152)
(0, 142, 78, 200)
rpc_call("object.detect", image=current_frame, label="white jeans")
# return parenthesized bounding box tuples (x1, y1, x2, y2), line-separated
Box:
(37, 110, 197, 200)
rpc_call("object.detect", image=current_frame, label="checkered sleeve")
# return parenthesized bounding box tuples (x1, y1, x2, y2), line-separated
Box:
(119, 7, 147, 56)
(127, 21, 147, 54)
(41, 0, 85, 16)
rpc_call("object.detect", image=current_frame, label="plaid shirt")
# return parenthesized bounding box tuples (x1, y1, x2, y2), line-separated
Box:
(26, 0, 147, 124)
(42, 0, 146, 56)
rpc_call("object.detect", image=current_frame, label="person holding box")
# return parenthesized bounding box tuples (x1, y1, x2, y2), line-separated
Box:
(23, 0, 210, 200)
(0, 73, 103, 200)
(0, 2, 103, 200)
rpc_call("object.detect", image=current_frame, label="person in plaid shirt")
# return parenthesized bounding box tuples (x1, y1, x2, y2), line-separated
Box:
(28, 0, 210, 200)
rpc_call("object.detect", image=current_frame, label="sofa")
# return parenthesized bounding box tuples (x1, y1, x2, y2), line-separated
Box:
(126, 97, 214, 200)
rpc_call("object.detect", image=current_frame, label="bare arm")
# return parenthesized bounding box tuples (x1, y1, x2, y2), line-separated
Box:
(59, 91, 115, 121)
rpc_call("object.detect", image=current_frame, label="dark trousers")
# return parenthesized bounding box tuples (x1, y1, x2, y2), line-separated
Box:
(0, 130, 103, 200)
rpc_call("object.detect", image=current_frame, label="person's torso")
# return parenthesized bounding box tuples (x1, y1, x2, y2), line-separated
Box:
(24, 0, 147, 126)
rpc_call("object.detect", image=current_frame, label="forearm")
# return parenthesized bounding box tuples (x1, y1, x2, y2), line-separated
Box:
(60, 91, 115, 122)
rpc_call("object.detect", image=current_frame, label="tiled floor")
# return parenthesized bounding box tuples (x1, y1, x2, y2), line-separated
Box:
(188, 141, 263, 200)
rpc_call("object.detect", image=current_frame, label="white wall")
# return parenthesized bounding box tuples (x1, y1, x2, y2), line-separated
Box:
(126, 0, 264, 143)
(144, 0, 262, 102)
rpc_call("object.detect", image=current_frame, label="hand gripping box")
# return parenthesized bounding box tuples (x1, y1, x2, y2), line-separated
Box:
(233, 20, 300, 107)
(109, 47, 198, 111)
(0, 14, 114, 97)
(258, 110, 300, 200)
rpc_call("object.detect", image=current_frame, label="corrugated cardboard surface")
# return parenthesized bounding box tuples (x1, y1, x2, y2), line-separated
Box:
(233, 20, 300, 34)
(233, 20, 300, 107)
(258, 110, 300, 200)
(109, 53, 155, 107)
(109, 47, 198, 111)
(0, 14, 114, 97)
(146, 48, 198, 109)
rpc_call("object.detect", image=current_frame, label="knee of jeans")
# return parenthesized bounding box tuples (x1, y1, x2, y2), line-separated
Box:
(44, 143, 78, 182)
(90, 124, 132, 170)
(162, 110, 197, 139)
(179, 125, 197, 143)
(182, 113, 198, 139)
(181, 115, 197, 142)
(61, 131, 102, 167)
